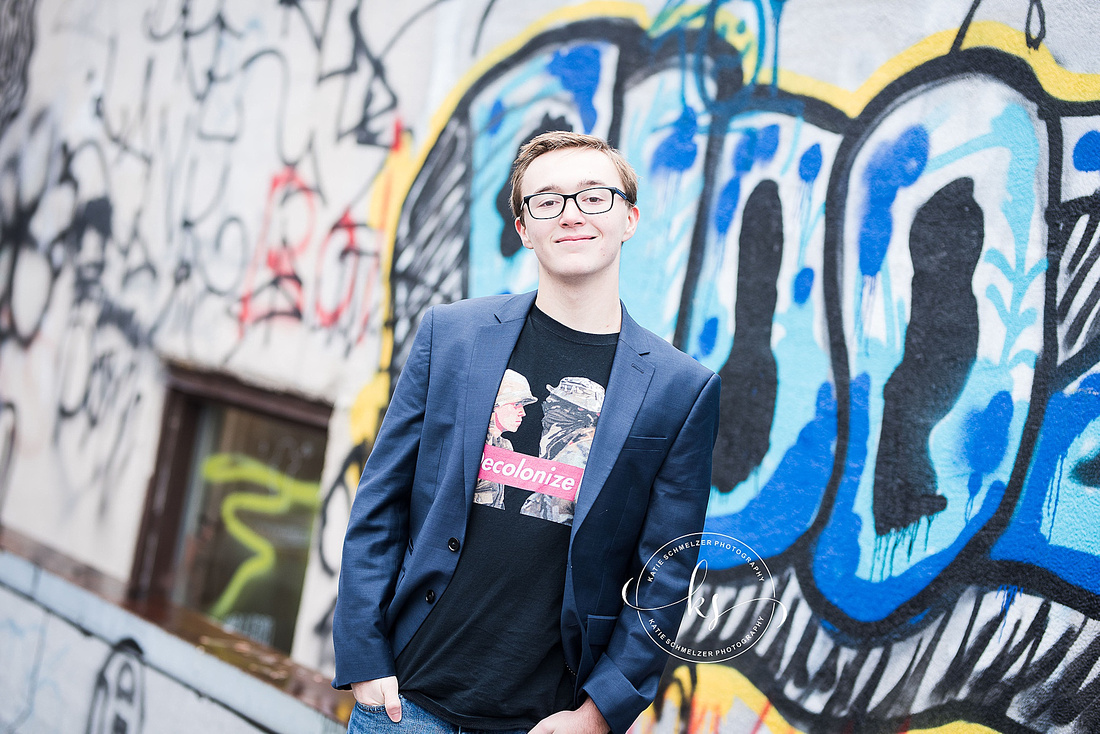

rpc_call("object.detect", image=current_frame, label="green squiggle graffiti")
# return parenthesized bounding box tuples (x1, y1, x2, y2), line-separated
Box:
(200, 453, 320, 620)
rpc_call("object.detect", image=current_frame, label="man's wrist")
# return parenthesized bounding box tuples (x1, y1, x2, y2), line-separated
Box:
(577, 697, 610, 734)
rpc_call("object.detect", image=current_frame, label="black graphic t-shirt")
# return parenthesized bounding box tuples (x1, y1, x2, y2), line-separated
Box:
(395, 305, 618, 729)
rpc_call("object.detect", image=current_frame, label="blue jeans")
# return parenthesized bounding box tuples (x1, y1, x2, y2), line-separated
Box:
(347, 695, 529, 734)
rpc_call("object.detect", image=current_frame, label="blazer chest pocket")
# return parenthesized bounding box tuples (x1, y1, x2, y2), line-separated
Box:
(622, 436, 667, 452)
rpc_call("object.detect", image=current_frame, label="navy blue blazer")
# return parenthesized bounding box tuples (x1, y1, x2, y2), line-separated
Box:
(333, 291, 720, 734)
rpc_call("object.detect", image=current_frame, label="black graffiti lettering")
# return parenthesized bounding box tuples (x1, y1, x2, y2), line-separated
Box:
(115, 661, 136, 704)
(87, 639, 144, 734)
(0, 0, 34, 141)
(1025, 0, 1047, 50)
(712, 180, 783, 491)
(391, 117, 472, 374)
(867, 616, 948, 719)
(496, 115, 573, 259)
(321, 5, 400, 149)
(873, 178, 983, 534)
(0, 400, 15, 512)
(661, 569, 1100, 732)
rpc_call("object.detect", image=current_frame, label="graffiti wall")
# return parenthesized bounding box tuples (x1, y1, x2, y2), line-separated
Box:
(3, 0, 1100, 732)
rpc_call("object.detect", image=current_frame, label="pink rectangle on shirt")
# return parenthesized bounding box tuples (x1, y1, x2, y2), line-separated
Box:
(477, 444, 583, 502)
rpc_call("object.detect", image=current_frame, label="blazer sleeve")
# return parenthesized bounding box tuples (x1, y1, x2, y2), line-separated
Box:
(331, 307, 435, 689)
(581, 371, 721, 734)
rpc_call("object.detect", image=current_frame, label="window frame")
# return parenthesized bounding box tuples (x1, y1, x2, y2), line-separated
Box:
(129, 364, 332, 612)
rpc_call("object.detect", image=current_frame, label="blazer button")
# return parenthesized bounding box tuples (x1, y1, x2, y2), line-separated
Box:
(425, 589, 436, 603)
(447, 537, 460, 552)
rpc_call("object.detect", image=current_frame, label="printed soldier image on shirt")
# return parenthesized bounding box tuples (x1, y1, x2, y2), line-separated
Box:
(475, 370, 606, 527)
(474, 369, 538, 509)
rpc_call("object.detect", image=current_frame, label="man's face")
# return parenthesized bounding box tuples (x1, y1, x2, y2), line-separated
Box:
(495, 401, 526, 433)
(514, 148, 639, 287)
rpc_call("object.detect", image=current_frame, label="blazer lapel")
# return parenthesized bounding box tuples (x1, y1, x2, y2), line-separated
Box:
(461, 292, 536, 505)
(571, 306, 654, 536)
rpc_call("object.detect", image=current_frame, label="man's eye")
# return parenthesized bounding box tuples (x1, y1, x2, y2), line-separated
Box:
(535, 198, 558, 208)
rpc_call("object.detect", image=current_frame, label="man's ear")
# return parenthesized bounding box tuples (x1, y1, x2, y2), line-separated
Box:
(621, 204, 640, 244)
(515, 216, 534, 250)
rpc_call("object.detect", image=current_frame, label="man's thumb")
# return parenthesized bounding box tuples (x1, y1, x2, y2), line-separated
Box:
(384, 686, 402, 723)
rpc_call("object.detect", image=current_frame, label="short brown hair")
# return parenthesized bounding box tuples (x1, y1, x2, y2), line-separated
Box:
(509, 131, 638, 220)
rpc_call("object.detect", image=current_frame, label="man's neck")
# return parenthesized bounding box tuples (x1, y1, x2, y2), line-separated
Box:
(534, 280, 622, 334)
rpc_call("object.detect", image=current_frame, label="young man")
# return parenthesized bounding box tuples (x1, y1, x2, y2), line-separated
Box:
(333, 132, 721, 734)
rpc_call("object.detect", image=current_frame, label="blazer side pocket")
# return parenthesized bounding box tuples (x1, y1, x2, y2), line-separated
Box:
(586, 614, 619, 647)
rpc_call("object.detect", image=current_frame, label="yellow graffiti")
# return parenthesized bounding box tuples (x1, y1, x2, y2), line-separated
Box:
(637, 663, 1010, 734)
(347, 124, 417, 448)
(959, 20, 1100, 101)
(201, 453, 321, 619)
(350, 368, 394, 448)
(677, 663, 798, 734)
(911, 724, 1003, 734)
(772, 20, 1100, 118)
(633, 664, 800, 733)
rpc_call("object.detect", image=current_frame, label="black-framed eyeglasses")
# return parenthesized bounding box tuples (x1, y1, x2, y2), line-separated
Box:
(522, 187, 633, 220)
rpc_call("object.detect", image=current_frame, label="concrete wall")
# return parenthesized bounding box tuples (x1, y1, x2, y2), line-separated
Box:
(0, 549, 343, 733)
(2, 0, 1100, 731)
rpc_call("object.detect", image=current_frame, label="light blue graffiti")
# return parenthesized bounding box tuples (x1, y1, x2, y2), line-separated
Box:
(686, 119, 788, 355)
(926, 104, 1045, 368)
(811, 87, 1047, 619)
(619, 78, 707, 342)
(649, 0, 787, 118)
(701, 125, 833, 517)
(852, 126, 929, 353)
(830, 345, 1025, 594)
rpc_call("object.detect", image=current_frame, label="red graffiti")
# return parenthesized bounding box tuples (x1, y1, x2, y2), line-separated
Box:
(313, 209, 380, 345)
(239, 166, 317, 333)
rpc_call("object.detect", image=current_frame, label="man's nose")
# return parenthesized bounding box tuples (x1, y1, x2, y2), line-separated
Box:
(559, 196, 586, 222)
